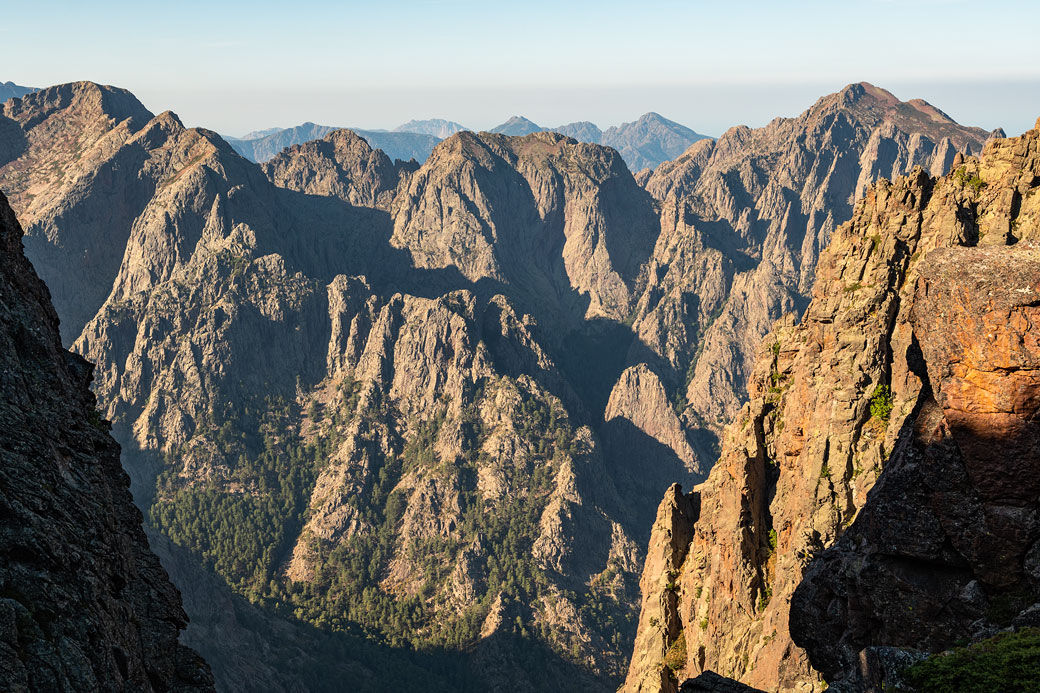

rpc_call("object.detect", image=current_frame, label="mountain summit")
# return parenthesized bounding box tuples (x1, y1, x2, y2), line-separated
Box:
(0, 79, 1003, 692)
(394, 118, 470, 138)
(489, 114, 544, 136)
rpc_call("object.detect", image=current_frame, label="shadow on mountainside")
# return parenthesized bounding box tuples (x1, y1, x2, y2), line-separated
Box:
(149, 526, 614, 693)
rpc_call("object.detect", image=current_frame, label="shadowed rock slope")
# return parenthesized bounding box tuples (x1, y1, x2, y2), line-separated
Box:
(623, 119, 1040, 692)
(634, 82, 999, 457)
(0, 191, 212, 690)
(0, 80, 1004, 692)
(0, 82, 650, 689)
(790, 131, 1040, 691)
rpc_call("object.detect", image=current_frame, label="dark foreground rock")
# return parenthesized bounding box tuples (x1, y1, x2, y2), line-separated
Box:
(0, 191, 212, 691)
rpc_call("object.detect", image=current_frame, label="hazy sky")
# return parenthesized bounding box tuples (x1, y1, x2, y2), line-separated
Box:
(4, 0, 1039, 136)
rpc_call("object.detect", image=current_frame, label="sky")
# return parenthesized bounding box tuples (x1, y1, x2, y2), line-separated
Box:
(3, 0, 1039, 137)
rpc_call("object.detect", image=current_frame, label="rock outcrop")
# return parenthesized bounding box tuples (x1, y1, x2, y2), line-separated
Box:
(790, 242, 1040, 690)
(624, 118, 1038, 692)
(0, 191, 212, 690)
(0, 79, 1008, 692)
(634, 82, 998, 448)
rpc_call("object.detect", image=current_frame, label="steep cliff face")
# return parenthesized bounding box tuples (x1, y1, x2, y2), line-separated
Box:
(0, 192, 212, 690)
(634, 82, 998, 445)
(390, 130, 659, 325)
(624, 119, 1039, 692)
(0, 78, 1008, 692)
(261, 129, 407, 209)
(790, 131, 1040, 690)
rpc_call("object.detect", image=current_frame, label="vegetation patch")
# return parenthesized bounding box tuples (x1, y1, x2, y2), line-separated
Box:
(663, 632, 687, 673)
(906, 628, 1040, 693)
(869, 384, 893, 422)
(953, 166, 986, 194)
(757, 583, 772, 612)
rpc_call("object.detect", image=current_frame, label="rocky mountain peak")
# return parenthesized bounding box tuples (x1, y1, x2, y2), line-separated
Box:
(623, 117, 1040, 693)
(489, 115, 543, 136)
(262, 127, 402, 208)
(3, 80, 152, 131)
(601, 113, 707, 172)
(390, 127, 657, 324)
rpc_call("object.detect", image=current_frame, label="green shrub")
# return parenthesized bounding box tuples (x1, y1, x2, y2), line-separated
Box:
(953, 167, 986, 194)
(664, 632, 687, 673)
(757, 584, 772, 612)
(906, 628, 1040, 692)
(869, 385, 893, 422)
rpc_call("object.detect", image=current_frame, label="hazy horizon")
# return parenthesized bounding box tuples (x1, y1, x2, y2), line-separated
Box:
(5, 0, 1039, 137)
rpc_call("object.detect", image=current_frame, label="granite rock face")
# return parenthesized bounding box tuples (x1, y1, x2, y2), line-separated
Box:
(624, 119, 1038, 692)
(635, 82, 998, 450)
(0, 191, 212, 690)
(790, 245, 1040, 690)
(0, 79, 1008, 692)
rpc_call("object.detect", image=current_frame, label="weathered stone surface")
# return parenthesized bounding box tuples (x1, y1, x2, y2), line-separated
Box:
(0, 192, 212, 690)
(625, 116, 1038, 693)
(634, 82, 996, 447)
(790, 244, 1040, 690)
(261, 128, 405, 209)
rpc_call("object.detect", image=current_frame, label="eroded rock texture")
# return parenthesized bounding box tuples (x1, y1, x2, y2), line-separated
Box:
(0, 79, 1004, 691)
(634, 82, 997, 448)
(0, 192, 212, 690)
(624, 119, 1040, 692)
(790, 243, 1040, 691)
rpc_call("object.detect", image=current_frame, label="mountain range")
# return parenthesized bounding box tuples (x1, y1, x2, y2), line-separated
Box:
(0, 80, 34, 103)
(394, 118, 470, 138)
(224, 111, 709, 172)
(225, 122, 442, 165)
(0, 78, 1026, 692)
(625, 115, 1040, 693)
